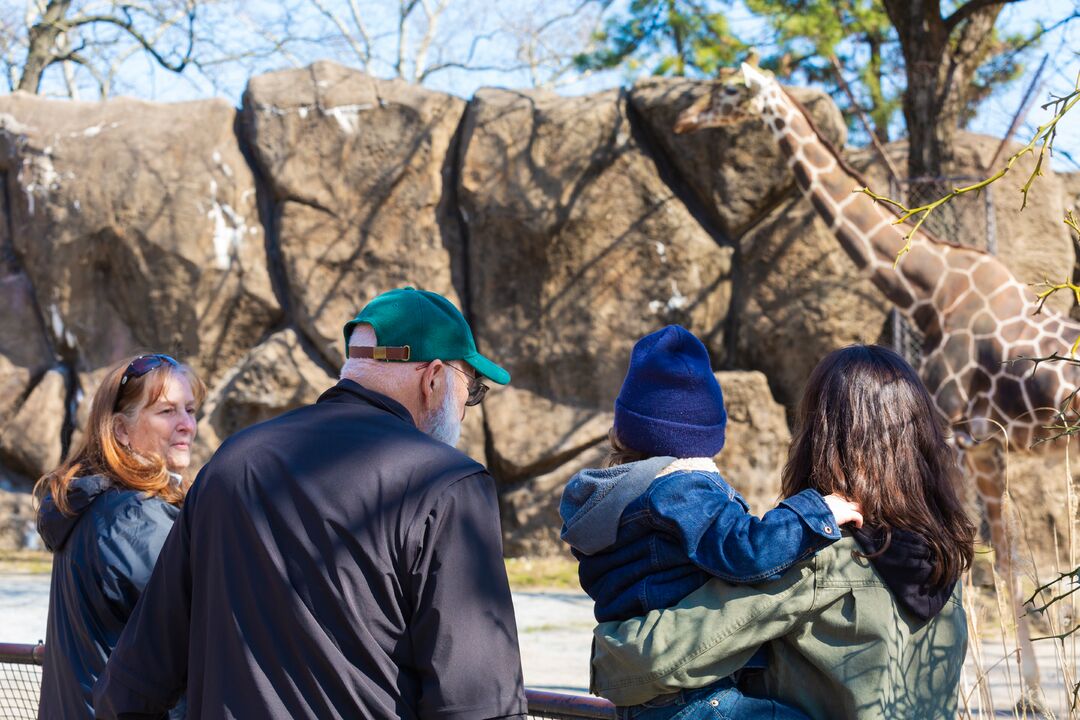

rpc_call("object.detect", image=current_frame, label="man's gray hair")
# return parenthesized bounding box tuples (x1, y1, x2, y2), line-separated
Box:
(340, 324, 416, 388)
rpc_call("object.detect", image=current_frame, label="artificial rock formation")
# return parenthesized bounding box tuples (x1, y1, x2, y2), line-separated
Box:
(192, 328, 337, 467)
(459, 86, 733, 491)
(733, 194, 891, 410)
(0, 64, 1074, 556)
(0, 93, 280, 384)
(241, 61, 466, 367)
(0, 271, 54, 474)
(0, 486, 36, 550)
(629, 78, 848, 238)
(713, 370, 791, 515)
(0, 368, 66, 479)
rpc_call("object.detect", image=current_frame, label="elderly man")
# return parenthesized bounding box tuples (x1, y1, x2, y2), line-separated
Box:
(93, 287, 527, 719)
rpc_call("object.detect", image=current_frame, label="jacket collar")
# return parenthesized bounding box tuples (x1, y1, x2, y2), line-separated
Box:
(317, 379, 416, 427)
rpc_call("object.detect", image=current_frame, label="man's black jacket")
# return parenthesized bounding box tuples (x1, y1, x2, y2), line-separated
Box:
(93, 380, 527, 719)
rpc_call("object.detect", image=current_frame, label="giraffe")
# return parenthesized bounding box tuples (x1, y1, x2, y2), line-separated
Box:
(674, 62, 1080, 707)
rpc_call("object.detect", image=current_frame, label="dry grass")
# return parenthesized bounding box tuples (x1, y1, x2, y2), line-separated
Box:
(505, 556, 581, 591)
(958, 442, 1080, 719)
(0, 549, 51, 575)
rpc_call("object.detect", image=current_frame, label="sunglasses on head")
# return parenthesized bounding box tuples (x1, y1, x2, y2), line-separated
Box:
(114, 354, 180, 412)
(120, 354, 179, 386)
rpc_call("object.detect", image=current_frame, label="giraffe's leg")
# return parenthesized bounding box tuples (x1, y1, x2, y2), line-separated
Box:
(965, 441, 1046, 710)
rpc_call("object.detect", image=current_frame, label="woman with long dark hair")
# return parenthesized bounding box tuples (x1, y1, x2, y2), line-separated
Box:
(590, 344, 976, 719)
(35, 354, 205, 719)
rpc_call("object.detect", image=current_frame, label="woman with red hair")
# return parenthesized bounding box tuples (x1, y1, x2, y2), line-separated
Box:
(34, 353, 205, 719)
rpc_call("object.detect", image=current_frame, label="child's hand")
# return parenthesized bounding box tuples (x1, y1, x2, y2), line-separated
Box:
(823, 494, 864, 529)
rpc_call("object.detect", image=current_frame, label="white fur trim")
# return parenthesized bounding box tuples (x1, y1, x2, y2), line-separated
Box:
(656, 457, 720, 477)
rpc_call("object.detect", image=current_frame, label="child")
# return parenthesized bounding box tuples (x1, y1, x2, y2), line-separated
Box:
(560, 325, 862, 719)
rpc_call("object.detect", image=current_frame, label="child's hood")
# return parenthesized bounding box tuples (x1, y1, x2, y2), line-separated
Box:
(559, 455, 674, 555)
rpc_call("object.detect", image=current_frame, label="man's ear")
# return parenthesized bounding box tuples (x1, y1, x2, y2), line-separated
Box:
(418, 360, 445, 409)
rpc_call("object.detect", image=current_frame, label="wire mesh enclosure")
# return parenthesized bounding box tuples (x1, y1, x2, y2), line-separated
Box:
(0, 642, 615, 720)
(883, 176, 997, 367)
(899, 176, 997, 254)
(0, 644, 42, 720)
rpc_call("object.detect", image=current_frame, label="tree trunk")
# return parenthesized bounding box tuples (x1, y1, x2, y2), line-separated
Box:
(883, 0, 1007, 180)
(17, 0, 74, 94)
(864, 35, 891, 144)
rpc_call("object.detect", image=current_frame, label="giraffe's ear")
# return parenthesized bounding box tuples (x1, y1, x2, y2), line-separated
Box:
(740, 62, 771, 91)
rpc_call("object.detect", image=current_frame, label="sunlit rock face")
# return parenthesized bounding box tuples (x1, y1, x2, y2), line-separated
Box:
(0, 65, 1072, 556)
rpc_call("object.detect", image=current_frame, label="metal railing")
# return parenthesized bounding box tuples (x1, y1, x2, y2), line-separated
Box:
(0, 644, 42, 720)
(0, 642, 614, 720)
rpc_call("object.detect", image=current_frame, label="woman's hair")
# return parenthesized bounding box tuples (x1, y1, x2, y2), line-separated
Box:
(34, 355, 207, 515)
(603, 428, 649, 468)
(782, 344, 975, 586)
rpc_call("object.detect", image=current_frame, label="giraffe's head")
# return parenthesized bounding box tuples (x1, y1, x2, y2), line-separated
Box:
(674, 63, 776, 134)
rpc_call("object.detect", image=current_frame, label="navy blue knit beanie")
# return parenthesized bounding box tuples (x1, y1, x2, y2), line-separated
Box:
(614, 325, 726, 458)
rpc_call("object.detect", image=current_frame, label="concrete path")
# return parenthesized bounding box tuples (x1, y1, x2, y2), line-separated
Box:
(3, 575, 1079, 717)
(0, 574, 49, 644)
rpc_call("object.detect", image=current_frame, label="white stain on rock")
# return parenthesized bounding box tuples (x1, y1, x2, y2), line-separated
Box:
(48, 303, 77, 349)
(212, 150, 234, 179)
(665, 281, 688, 311)
(648, 280, 688, 314)
(0, 113, 33, 135)
(67, 122, 119, 139)
(21, 150, 73, 216)
(207, 179, 248, 270)
(325, 104, 374, 134)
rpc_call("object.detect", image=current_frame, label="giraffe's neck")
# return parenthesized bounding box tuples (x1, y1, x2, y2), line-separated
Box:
(757, 84, 941, 313)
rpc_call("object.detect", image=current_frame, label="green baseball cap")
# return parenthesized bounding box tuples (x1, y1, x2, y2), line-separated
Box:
(343, 287, 510, 385)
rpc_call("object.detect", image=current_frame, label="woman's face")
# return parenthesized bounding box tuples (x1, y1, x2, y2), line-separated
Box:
(116, 373, 198, 472)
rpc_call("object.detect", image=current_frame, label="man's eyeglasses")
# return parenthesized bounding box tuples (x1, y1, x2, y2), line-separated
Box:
(417, 361, 488, 406)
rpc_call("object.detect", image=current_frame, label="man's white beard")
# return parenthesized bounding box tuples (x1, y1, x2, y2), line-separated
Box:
(421, 371, 462, 447)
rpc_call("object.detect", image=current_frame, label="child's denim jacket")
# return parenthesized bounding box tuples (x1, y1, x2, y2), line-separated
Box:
(559, 456, 839, 623)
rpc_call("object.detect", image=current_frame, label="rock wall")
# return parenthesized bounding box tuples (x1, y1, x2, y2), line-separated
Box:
(0, 61, 1075, 556)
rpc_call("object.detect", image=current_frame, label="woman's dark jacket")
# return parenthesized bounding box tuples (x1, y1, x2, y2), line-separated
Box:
(37, 475, 181, 719)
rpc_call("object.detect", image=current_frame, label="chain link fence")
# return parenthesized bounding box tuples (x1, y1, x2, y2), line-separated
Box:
(0, 642, 615, 720)
(0, 644, 42, 720)
(883, 176, 997, 367)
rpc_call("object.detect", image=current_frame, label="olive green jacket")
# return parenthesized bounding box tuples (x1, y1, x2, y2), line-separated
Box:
(591, 537, 967, 719)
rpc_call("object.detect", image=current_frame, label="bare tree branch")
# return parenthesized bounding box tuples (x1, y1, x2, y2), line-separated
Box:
(412, 0, 448, 83)
(309, 0, 370, 67)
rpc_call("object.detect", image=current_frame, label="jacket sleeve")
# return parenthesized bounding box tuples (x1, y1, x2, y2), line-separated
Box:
(646, 472, 838, 582)
(406, 471, 528, 720)
(590, 558, 819, 706)
(93, 479, 200, 719)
